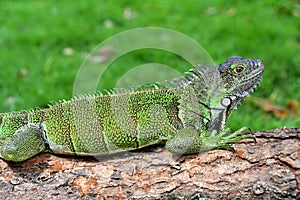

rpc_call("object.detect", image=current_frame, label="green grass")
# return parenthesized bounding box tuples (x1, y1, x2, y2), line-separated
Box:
(0, 0, 299, 131)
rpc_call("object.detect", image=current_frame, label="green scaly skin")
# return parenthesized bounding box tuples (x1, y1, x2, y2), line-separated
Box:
(0, 56, 264, 162)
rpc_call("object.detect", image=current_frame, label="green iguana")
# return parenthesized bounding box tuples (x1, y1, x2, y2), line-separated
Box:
(0, 56, 264, 162)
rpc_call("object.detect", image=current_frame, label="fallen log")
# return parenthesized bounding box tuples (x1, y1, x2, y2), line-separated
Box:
(0, 128, 299, 199)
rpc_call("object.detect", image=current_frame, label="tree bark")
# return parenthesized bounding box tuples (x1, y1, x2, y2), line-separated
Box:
(0, 128, 299, 199)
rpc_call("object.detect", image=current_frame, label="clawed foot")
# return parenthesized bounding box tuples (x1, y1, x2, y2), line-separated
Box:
(200, 126, 255, 151)
(166, 126, 255, 155)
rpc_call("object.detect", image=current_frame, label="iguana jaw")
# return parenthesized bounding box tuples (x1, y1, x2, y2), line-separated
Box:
(238, 65, 264, 96)
(235, 67, 264, 98)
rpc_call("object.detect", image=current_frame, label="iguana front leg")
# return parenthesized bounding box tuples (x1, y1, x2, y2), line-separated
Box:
(166, 126, 252, 155)
(0, 124, 46, 162)
(166, 96, 253, 155)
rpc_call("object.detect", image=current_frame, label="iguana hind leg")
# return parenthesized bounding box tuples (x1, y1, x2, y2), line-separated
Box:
(0, 124, 46, 162)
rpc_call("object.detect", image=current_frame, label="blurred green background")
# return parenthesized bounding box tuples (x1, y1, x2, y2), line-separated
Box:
(0, 0, 299, 131)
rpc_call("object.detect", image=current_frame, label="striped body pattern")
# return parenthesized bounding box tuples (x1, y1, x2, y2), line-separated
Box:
(0, 56, 264, 162)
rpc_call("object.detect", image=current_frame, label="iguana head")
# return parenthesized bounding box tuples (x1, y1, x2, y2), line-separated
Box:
(218, 56, 264, 113)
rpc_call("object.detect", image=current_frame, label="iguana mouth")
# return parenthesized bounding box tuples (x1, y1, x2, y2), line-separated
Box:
(236, 62, 264, 97)
(243, 67, 264, 83)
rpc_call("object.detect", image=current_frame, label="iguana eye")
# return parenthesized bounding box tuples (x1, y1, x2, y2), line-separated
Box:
(235, 65, 245, 73)
(231, 64, 245, 74)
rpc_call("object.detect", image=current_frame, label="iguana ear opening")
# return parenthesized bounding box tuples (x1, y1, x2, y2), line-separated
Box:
(0, 124, 46, 162)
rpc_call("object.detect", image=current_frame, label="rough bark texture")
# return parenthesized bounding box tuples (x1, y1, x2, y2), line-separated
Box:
(0, 128, 299, 199)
